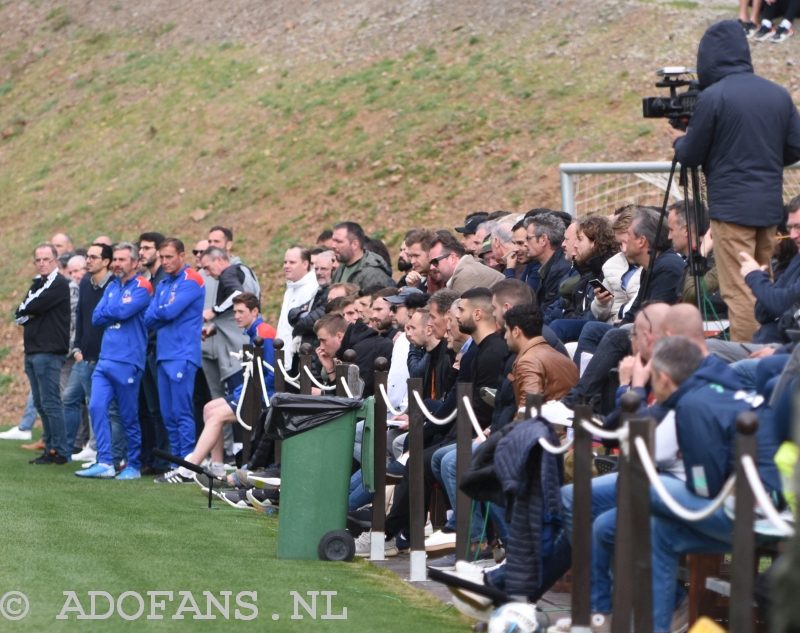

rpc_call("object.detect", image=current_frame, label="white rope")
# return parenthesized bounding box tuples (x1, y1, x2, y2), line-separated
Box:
(234, 361, 253, 431)
(581, 420, 628, 442)
(263, 359, 274, 373)
(461, 396, 486, 443)
(230, 351, 244, 361)
(340, 376, 354, 398)
(256, 357, 270, 408)
(411, 391, 457, 425)
(741, 454, 796, 537)
(378, 383, 408, 416)
(635, 436, 735, 522)
(539, 436, 575, 455)
(277, 358, 300, 382)
(304, 365, 336, 391)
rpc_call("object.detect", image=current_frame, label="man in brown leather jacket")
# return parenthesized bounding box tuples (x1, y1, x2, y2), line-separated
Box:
(504, 303, 579, 408)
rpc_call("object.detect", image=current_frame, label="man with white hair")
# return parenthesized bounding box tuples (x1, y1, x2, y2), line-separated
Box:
(490, 218, 516, 273)
(314, 250, 336, 286)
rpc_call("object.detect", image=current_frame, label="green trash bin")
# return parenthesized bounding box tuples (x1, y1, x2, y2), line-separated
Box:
(266, 393, 363, 560)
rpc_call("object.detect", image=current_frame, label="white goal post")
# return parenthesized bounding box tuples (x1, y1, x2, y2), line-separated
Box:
(559, 161, 800, 217)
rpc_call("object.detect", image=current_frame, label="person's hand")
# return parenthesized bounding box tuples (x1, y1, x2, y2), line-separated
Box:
(201, 325, 215, 341)
(311, 387, 322, 396)
(483, 427, 491, 437)
(669, 126, 687, 145)
(405, 270, 422, 288)
(505, 249, 518, 269)
(618, 355, 636, 386)
(700, 228, 713, 257)
(739, 252, 768, 278)
(595, 288, 613, 305)
(202, 309, 215, 322)
(632, 355, 651, 389)
(316, 345, 334, 373)
(748, 347, 776, 359)
(74, 352, 83, 363)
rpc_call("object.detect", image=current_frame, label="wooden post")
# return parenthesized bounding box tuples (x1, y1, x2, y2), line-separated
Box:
(730, 411, 759, 633)
(299, 343, 313, 395)
(455, 382, 473, 561)
(525, 393, 543, 418)
(407, 377, 426, 581)
(629, 416, 656, 633)
(371, 357, 390, 561)
(240, 343, 255, 462)
(611, 390, 641, 633)
(245, 337, 267, 462)
(335, 349, 356, 397)
(571, 404, 594, 631)
(272, 339, 285, 467)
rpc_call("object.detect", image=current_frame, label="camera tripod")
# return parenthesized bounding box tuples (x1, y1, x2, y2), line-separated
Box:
(641, 154, 709, 316)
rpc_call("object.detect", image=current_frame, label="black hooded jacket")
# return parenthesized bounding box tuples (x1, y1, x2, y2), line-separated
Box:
(335, 319, 394, 397)
(674, 20, 800, 227)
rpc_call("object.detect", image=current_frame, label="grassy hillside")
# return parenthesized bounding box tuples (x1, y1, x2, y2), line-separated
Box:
(1, 0, 797, 413)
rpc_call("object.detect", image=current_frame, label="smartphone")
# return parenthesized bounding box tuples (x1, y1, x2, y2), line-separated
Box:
(589, 279, 612, 295)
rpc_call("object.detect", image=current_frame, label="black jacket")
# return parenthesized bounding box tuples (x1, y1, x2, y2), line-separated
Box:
(422, 339, 456, 402)
(15, 271, 71, 355)
(74, 273, 113, 362)
(536, 248, 572, 315)
(469, 332, 509, 429)
(336, 319, 394, 397)
(621, 248, 685, 324)
(562, 252, 614, 320)
(289, 284, 329, 376)
(674, 20, 800, 227)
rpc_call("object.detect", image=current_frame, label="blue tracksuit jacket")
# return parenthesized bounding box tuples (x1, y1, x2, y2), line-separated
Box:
(92, 274, 153, 369)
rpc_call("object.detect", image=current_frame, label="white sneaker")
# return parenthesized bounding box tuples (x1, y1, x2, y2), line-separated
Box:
(441, 562, 494, 622)
(425, 518, 433, 537)
(354, 532, 399, 558)
(71, 447, 97, 462)
(0, 427, 33, 440)
(425, 529, 457, 552)
(548, 613, 612, 633)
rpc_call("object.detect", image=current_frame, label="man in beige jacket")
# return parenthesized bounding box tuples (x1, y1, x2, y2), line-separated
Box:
(428, 232, 504, 295)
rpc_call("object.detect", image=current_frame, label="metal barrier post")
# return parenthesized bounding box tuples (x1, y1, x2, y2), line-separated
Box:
(407, 377, 426, 581)
(371, 357, 390, 561)
(455, 382, 473, 561)
(730, 412, 759, 633)
(525, 393, 543, 418)
(272, 338, 285, 465)
(571, 404, 594, 632)
(629, 415, 656, 633)
(611, 391, 641, 633)
(299, 343, 313, 395)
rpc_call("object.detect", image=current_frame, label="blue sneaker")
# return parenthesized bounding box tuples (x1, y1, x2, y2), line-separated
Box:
(76, 463, 116, 478)
(116, 466, 141, 480)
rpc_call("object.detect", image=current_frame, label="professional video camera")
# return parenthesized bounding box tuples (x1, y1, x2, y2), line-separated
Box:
(642, 67, 702, 131)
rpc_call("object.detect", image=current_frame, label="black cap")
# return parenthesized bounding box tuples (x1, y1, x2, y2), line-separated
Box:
(385, 287, 424, 304)
(455, 215, 488, 235)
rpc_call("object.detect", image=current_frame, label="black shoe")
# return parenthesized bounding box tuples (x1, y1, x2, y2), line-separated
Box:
(29, 451, 49, 464)
(347, 507, 373, 533)
(31, 450, 67, 465)
(141, 465, 169, 476)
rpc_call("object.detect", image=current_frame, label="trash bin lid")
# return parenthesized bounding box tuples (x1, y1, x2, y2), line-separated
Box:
(265, 393, 364, 440)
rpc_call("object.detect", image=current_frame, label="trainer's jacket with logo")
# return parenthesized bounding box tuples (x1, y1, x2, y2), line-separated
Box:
(93, 273, 153, 370)
(144, 265, 205, 367)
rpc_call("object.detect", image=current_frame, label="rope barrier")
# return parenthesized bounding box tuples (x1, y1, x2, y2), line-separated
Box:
(581, 420, 628, 442)
(340, 376, 354, 399)
(741, 454, 796, 537)
(235, 362, 253, 431)
(276, 358, 300, 382)
(411, 391, 457, 425)
(256, 357, 270, 408)
(378, 383, 408, 416)
(263, 359, 274, 373)
(303, 365, 336, 391)
(635, 436, 735, 522)
(461, 396, 486, 443)
(539, 436, 575, 455)
(229, 351, 244, 361)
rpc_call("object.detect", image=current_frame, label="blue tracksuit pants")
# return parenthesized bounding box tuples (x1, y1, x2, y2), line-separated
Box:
(89, 360, 143, 470)
(157, 359, 198, 461)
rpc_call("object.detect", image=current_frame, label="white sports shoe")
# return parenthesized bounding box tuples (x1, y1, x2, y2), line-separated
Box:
(0, 426, 33, 441)
(71, 447, 98, 462)
(354, 531, 398, 558)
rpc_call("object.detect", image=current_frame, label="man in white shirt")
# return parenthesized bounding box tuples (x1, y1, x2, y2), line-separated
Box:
(277, 245, 319, 367)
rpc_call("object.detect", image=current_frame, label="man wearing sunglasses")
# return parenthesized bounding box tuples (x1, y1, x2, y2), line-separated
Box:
(427, 232, 503, 295)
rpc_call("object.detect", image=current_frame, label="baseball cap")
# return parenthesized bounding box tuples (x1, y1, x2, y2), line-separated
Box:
(454, 215, 488, 235)
(385, 286, 423, 304)
(479, 239, 493, 256)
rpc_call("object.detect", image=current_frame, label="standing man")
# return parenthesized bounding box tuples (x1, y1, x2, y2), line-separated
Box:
(313, 250, 336, 287)
(207, 225, 260, 298)
(145, 238, 205, 473)
(78, 243, 152, 480)
(277, 245, 319, 367)
(51, 233, 73, 257)
(330, 221, 393, 289)
(15, 243, 71, 464)
(671, 20, 800, 341)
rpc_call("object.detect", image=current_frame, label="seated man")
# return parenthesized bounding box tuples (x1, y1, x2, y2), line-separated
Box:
(158, 293, 275, 483)
(525, 212, 572, 315)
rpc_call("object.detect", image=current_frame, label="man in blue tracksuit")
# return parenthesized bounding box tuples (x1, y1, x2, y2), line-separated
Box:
(78, 243, 153, 480)
(144, 238, 205, 477)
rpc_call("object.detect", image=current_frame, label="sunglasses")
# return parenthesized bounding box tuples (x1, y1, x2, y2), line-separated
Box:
(429, 253, 450, 267)
(192, 250, 204, 256)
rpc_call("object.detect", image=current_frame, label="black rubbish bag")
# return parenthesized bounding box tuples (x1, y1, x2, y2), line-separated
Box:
(265, 393, 364, 440)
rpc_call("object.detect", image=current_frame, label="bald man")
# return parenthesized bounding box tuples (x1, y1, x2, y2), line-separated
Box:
(51, 233, 73, 256)
(193, 240, 209, 271)
(94, 236, 113, 247)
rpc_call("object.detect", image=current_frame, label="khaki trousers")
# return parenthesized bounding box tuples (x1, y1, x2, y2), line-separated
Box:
(711, 220, 776, 343)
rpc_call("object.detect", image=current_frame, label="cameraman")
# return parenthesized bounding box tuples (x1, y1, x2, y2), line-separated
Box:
(670, 20, 800, 343)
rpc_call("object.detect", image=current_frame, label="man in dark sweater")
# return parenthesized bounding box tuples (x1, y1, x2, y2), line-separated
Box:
(15, 243, 72, 464)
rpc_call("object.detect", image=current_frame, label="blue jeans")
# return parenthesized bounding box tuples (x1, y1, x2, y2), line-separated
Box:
(549, 319, 592, 344)
(349, 470, 373, 511)
(573, 321, 614, 368)
(62, 360, 126, 461)
(18, 391, 38, 431)
(24, 353, 68, 457)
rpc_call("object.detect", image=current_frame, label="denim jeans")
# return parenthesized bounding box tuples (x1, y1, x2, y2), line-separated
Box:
(731, 354, 790, 393)
(18, 391, 38, 432)
(349, 470, 373, 511)
(62, 360, 126, 462)
(24, 353, 68, 457)
(573, 321, 614, 368)
(549, 318, 592, 344)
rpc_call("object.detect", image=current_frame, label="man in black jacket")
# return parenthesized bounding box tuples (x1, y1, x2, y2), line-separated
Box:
(15, 243, 72, 464)
(672, 20, 800, 342)
(525, 213, 571, 315)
